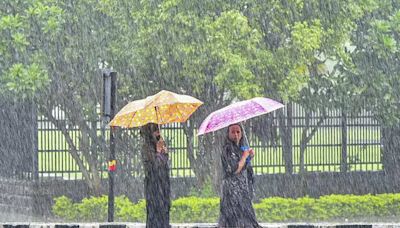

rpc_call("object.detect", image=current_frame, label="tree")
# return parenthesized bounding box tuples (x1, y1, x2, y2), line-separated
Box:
(0, 0, 119, 194)
(239, 0, 379, 173)
(2, 0, 396, 195)
(99, 0, 267, 190)
(342, 0, 400, 175)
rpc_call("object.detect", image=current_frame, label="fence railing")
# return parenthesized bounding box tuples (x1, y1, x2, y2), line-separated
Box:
(37, 103, 382, 180)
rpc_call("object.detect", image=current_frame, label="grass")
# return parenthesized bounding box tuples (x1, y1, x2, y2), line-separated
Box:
(37, 125, 382, 179)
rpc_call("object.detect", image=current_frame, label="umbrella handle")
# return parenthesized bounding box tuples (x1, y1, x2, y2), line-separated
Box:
(240, 122, 251, 148)
(155, 106, 163, 138)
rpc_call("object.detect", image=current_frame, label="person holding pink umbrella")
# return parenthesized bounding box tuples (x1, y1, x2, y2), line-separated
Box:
(218, 123, 261, 228)
(197, 97, 284, 227)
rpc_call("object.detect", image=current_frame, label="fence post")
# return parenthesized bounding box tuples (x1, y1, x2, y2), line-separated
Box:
(31, 98, 39, 181)
(341, 110, 348, 172)
(278, 102, 293, 174)
(31, 97, 43, 216)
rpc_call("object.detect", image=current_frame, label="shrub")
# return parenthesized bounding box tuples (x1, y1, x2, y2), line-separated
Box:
(117, 198, 146, 222)
(171, 197, 219, 222)
(188, 178, 217, 198)
(52, 195, 79, 220)
(53, 193, 400, 222)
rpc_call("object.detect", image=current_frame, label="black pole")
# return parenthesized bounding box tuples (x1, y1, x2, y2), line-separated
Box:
(103, 70, 117, 222)
(108, 128, 116, 222)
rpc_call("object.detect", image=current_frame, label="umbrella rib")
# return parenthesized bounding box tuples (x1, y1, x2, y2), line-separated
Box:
(155, 106, 163, 123)
(173, 103, 185, 122)
(128, 111, 137, 128)
(155, 106, 162, 134)
(173, 103, 197, 123)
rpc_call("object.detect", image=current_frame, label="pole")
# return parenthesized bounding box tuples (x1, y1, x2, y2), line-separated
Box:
(103, 69, 117, 222)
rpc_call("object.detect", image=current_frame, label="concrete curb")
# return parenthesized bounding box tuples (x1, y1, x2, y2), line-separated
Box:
(1, 223, 400, 228)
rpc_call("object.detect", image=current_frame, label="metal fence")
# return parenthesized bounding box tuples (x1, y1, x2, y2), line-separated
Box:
(37, 103, 382, 180)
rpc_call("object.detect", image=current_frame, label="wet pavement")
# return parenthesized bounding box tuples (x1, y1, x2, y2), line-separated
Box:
(1, 223, 400, 228)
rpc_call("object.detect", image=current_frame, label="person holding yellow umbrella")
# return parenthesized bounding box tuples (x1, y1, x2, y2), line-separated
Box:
(110, 90, 203, 228)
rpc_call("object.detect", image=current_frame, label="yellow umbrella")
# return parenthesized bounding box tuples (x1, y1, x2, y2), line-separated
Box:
(109, 90, 203, 128)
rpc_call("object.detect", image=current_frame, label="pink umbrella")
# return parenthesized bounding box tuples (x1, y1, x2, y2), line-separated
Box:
(197, 97, 284, 136)
(198, 97, 284, 164)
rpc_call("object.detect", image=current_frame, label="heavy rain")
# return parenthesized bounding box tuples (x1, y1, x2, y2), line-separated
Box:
(0, 0, 400, 227)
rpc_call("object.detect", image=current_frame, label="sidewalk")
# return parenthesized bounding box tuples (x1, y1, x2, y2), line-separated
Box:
(1, 223, 400, 228)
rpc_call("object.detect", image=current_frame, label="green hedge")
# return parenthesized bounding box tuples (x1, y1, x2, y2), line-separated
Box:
(53, 193, 400, 222)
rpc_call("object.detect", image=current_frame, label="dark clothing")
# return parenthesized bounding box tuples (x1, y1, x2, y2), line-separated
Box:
(141, 124, 170, 228)
(218, 139, 261, 228)
(144, 152, 170, 228)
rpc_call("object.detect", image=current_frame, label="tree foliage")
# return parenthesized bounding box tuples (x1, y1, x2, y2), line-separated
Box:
(1, 0, 399, 191)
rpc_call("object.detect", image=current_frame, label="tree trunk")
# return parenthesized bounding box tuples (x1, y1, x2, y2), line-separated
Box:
(80, 121, 104, 196)
(181, 83, 227, 191)
(278, 102, 293, 174)
(299, 111, 326, 173)
(299, 112, 311, 173)
(42, 107, 104, 195)
(209, 132, 225, 196)
(182, 122, 211, 188)
(381, 124, 400, 176)
(183, 120, 225, 195)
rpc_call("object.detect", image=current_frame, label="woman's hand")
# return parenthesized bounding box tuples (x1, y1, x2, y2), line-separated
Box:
(248, 148, 255, 158)
(156, 140, 168, 153)
(235, 150, 250, 174)
(242, 150, 250, 159)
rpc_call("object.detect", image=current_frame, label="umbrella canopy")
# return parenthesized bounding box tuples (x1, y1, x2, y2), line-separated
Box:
(197, 97, 284, 136)
(109, 90, 203, 128)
